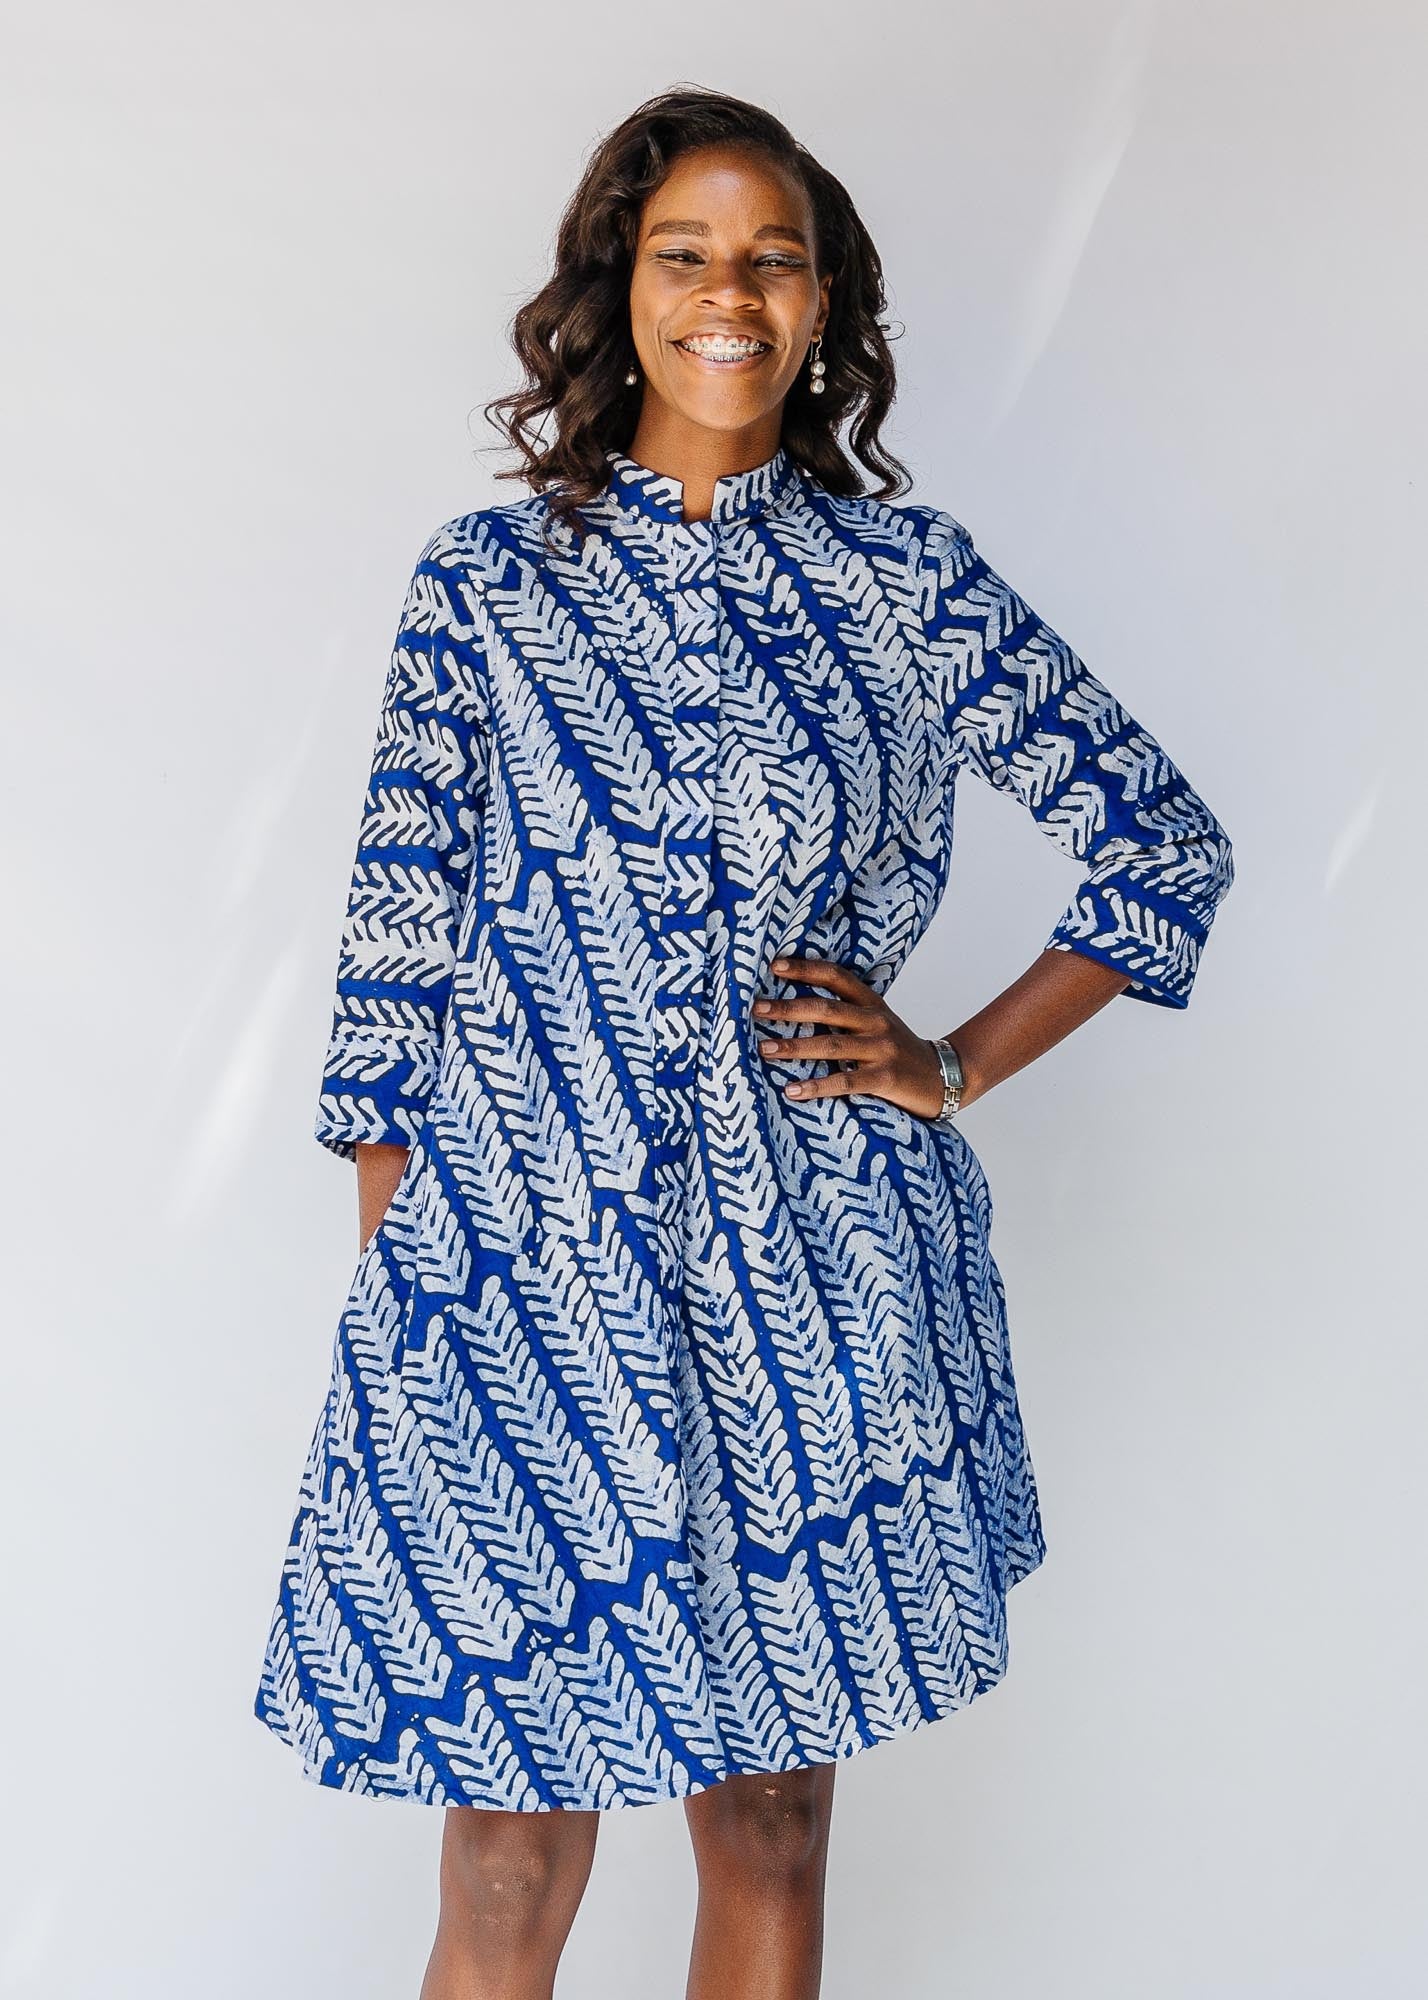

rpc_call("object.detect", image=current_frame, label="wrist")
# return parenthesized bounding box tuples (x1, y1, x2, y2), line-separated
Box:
(927, 1034, 966, 1124)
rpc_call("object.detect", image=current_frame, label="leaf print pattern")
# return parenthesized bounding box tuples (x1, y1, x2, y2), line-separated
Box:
(915, 511, 1235, 1006)
(253, 444, 1234, 1809)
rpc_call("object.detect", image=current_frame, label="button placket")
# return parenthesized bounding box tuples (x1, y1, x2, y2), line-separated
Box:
(652, 525, 721, 1307)
(591, 455, 801, 1356)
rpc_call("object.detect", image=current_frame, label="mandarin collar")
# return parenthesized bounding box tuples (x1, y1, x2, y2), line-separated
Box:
(599, 444, 802, 527)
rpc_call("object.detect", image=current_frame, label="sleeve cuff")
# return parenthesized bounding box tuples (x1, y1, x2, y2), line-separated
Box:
(313, 1027, 440, 1160)
(1044, 883, 1208, 1009)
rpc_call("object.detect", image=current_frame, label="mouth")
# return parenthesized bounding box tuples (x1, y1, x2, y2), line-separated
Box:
(672, 334, 773, 368)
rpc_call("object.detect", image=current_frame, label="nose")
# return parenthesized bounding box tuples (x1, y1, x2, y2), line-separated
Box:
(696, 260, 765, 309)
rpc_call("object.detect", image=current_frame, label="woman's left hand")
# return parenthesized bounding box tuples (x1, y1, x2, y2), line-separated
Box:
(752, 955, 956, 1122)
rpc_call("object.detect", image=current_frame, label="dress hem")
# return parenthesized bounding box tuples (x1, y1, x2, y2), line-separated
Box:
(252, 1540, 1048, 1813)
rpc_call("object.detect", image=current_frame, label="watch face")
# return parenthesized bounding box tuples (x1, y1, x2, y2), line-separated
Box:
(935, 1039, 964, 1086)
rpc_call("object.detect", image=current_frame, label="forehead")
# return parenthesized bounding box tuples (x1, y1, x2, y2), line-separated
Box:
(639, 145, 810, 231)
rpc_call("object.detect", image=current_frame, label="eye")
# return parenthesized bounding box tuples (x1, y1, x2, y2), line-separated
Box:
(651, 249, 807, 270)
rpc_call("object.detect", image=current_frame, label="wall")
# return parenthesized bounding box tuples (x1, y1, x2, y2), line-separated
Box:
(2, 3, 1423, 1994)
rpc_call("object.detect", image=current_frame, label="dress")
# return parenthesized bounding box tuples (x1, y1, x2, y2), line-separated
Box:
(252, 444, 1235, 1810)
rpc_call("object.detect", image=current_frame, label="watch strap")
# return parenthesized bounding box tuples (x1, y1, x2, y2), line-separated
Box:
(929, 1035, 964, 1125)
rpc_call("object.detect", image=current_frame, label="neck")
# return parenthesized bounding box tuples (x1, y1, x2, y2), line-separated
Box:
(624, 416, 784, 523)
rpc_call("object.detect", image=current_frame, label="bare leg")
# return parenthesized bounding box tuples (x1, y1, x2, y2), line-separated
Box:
(418, 1804, 600, 2000)
(682, 1763, 837, 2000)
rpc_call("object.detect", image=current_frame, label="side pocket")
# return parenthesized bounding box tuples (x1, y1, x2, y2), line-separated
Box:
(362, 1135, 428, 1279)
(337, 1139, 428, 1380)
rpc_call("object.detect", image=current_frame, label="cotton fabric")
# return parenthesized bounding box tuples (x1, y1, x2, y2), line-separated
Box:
(252, 444, 1234, 1809)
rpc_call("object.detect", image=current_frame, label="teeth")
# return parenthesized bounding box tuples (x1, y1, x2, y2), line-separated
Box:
(678, 337, 768, 359)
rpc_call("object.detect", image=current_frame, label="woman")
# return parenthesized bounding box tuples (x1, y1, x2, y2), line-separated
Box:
(253, 85, 1234, 2000)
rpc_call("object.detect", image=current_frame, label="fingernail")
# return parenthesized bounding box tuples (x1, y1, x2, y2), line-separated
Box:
(772, 957, 791, 972)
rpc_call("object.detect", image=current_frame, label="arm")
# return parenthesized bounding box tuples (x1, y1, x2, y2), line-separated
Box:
(312, 520, 490, 1232)
(921, 511, 1236, 1108)
(933, 946, 1131, 1112)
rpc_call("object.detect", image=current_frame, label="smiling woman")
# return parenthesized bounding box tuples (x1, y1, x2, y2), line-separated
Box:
(481, 88, 909, 547)
(624, 147, 834, 511)
(251, 81, 1235, 2000)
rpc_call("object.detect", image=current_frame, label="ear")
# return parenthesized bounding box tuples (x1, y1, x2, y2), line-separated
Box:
(815, 272, 833, 334)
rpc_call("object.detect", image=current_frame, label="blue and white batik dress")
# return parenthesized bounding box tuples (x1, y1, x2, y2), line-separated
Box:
(252, 444, 1235, 1810)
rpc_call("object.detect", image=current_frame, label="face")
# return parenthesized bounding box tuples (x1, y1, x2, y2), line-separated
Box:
(627, 144, 832, 443)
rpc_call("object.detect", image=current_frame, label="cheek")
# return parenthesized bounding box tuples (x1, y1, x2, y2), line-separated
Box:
(774, 303, 817, 360)
(629, 257, 687, 309)
(626, 271, 664, 337)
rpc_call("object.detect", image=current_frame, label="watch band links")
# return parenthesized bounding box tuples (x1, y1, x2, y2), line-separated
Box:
(929, 1035, 965, 1125)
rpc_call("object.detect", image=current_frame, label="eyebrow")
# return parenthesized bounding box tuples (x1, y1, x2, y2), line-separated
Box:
(645, 219, 810, 248)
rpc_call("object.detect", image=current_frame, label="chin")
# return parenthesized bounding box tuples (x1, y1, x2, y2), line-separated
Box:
(664, 387, 782, 431)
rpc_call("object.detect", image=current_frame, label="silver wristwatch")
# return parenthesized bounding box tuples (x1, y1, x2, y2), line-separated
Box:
(928, 1035, 965, 1127)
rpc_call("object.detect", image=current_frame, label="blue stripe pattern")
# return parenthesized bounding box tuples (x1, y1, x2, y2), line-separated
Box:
(252, 444, 1234, 1809)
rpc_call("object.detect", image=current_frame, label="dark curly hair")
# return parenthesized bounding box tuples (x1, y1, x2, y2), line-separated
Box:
(479, 83, 911, 547)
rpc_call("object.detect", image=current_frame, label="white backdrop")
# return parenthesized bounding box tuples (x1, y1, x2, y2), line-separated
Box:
(3, 3, 1424, 1995)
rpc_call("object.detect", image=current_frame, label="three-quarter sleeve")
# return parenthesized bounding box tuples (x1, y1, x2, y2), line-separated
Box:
(313, 521, 490, 1160)
(919, 510, 1234, 1008)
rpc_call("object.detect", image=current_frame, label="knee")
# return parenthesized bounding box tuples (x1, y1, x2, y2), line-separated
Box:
(691, 1769, 833, 1888)
(439, 1809, 590, 1946)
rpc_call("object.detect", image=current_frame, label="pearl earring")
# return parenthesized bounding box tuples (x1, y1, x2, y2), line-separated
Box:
(808, 335, 826, 395)
(625, 367, 638, 386)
